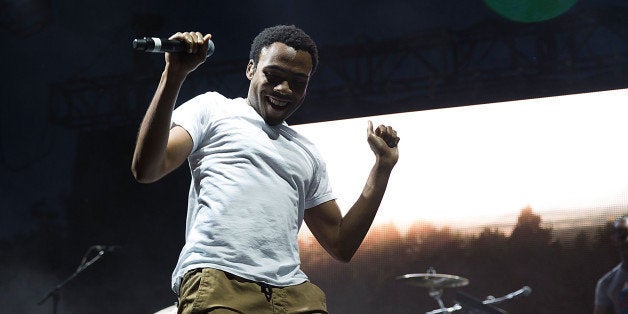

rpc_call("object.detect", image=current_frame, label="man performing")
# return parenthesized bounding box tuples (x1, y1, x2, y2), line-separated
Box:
(132, 25, 400, 313)
(594, 216, 628, 314)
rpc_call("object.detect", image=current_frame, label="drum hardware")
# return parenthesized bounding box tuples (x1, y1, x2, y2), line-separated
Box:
(396, 267, 531, 314)
(396, 267, 469, 313)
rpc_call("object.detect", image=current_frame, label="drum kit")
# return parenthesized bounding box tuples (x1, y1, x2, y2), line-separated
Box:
(396, 267, 531, 314)
(154, 267, 531, 314)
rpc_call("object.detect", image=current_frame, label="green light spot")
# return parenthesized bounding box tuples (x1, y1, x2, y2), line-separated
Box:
(483, 0, 578, 23)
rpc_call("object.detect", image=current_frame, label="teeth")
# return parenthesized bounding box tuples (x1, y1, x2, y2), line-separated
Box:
(268, 97, 288, 107)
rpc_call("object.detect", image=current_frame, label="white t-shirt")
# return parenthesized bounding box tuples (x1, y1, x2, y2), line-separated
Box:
(170, 92, 335, 294)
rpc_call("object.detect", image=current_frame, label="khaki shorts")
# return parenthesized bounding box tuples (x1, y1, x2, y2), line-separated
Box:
(177, 268, 328, 314)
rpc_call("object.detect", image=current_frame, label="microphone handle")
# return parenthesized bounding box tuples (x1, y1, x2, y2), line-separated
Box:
(133, 37, 186, 53)
(133, 37, 215, 56)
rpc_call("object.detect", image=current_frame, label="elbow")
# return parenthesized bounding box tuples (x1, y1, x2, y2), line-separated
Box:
(131, 163, 160, 184)
(322, 234, 359, 263)
(331, 248, 355, 263)
(133, 173, 154, 184)
(131, 168, 152, 184)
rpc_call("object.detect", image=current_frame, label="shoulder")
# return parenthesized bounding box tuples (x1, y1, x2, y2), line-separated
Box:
(279, 126, 332, 180)
(598, 263, 623, 287)
(281, 126, 323, 158)
(185, 92, 238, 109)
(176, 92, 248, 117)
(280, 125, 312, 144)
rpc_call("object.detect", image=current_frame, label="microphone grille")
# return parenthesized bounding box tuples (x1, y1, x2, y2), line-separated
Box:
(207, 39, 215, 57)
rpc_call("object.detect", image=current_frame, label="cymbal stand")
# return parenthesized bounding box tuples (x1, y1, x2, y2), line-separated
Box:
(424, 267, 448, 314)
(425, 288, 462, 314)
(425, 303, 462, 314)
(427, 287, 449, 313)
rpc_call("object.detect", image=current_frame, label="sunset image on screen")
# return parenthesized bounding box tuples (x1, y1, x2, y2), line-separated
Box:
(294, 88, 628, 313)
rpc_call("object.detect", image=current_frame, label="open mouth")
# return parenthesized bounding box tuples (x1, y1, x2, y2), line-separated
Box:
(266, 95, 289, 111)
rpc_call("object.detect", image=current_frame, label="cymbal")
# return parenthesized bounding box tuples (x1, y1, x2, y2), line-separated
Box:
(396, 273, 469, 289)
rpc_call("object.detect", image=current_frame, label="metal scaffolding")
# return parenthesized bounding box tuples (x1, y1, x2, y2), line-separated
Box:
(48, 7, 628, 129)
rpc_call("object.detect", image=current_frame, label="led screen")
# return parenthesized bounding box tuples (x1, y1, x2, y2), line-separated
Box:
(293, 88, 628, 313)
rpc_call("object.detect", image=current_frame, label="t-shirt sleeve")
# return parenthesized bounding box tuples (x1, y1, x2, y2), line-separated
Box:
(304, 158, 335, 209)
(171, 92, 221, 153)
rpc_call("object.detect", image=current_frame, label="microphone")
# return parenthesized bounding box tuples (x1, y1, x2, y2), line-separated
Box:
(482, 286, 531, 305)
(132, 37, 215, 57)
(92, 245, 122, 253)
(510, 286, 532, 298)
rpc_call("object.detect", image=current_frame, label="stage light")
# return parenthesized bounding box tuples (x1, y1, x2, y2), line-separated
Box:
(483, 0, 578, 23)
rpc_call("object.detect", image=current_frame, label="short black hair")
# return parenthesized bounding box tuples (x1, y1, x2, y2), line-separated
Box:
(249, 25, 319, 73)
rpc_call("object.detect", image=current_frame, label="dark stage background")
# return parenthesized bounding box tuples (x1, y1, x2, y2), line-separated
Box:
(1, 0, 627, 313)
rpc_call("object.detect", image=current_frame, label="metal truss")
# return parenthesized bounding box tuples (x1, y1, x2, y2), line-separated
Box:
(301, 6, 628, 122)
(48, 6, 628, 129)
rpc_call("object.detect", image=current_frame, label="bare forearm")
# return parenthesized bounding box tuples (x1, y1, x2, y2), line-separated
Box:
(131, 67, 187, 182)
(305, 122, 399, 263)
(336, 160, 394, 260)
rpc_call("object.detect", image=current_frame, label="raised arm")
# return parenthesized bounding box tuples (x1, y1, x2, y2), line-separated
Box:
(304, 121, 399, 262)
(131, 32, 212, 183)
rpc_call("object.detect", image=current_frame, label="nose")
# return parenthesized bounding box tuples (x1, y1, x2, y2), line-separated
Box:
(274, 81, 292, 95)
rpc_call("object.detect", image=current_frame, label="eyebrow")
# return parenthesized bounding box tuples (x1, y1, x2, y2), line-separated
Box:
(264, 65, 309, 80)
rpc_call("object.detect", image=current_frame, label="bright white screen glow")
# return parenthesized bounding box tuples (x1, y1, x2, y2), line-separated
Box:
(293, 88, 628, 232)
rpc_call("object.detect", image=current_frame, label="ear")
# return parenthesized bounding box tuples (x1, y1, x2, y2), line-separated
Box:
(246, 59, 256, 80)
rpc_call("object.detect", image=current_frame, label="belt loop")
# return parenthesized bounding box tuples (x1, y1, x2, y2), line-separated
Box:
(259, 283, 273, 302)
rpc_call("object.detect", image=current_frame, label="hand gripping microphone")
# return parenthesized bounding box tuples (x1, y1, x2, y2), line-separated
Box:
(132, 37, 215, 57)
